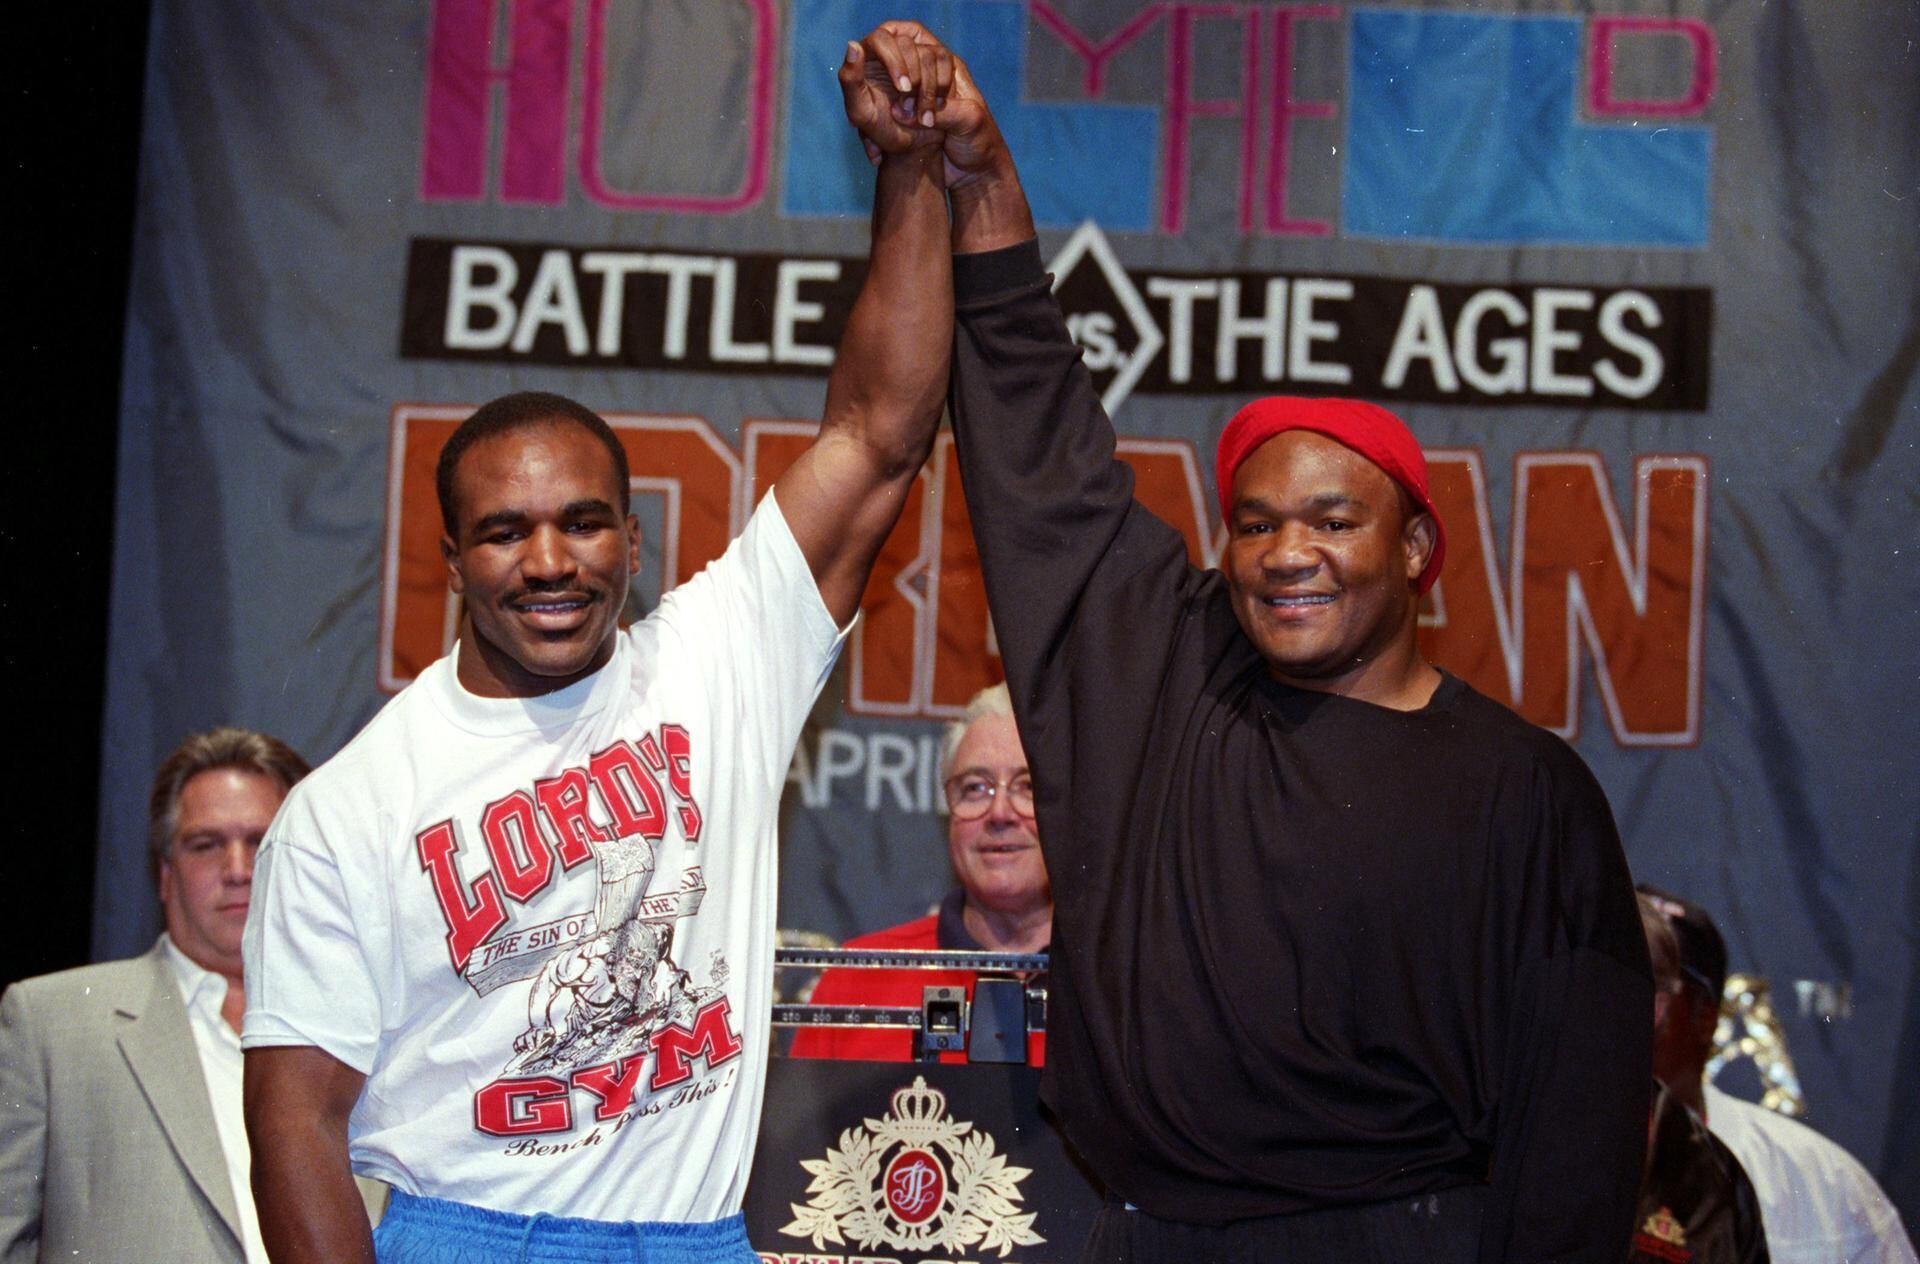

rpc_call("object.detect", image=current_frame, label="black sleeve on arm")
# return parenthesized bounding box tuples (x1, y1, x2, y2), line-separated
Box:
(1479, 752, 1653, 1264)
(949, 239, 1196, 712)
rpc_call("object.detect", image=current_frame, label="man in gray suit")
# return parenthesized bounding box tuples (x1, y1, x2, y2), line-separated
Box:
(0, 727, 381, 1262)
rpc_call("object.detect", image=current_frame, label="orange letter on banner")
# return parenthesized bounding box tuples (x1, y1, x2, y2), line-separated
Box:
(928, 435, 1000, 713)
(743, 421, 811, 503)
(849, 467, 930, 714)
(1418, 452, 1705, 745)
(1514, 455, 1704, 743)
(384, 409, 466, 689)
(1417, 453, 1511, 704)
(1117, 438, 1219, 569)
(743, 420, 931, 715)
(924, 436, 1217, 714)
(610, 414, 738, 593)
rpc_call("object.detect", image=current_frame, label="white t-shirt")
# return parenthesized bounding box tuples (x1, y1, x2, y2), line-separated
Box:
(1706, 1084, 1917, 1264)
(243, 494, 844, 1222)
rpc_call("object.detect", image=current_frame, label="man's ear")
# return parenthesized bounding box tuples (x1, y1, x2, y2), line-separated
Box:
(441, 532, 466, 595)
(156, 851, 175, 906)
(1403, 511, 1438, 582)
(626, 515, 642, 577)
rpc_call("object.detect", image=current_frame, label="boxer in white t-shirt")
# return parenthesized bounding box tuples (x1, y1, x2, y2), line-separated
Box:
(242, 26, 966, 1261)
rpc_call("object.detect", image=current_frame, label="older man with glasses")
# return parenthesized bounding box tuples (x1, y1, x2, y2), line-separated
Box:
(792, 683, 1051, 1063)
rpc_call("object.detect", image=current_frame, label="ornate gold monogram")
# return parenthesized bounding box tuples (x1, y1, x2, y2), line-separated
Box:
(780, 1077, 1046, 1258)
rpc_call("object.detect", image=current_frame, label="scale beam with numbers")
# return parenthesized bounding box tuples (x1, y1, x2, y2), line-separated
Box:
(773, 946, 1048, 1063)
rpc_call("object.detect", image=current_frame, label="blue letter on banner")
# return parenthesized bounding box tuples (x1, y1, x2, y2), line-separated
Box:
(783, 0, 1160, 231)
(1342, 10, 1710, 247)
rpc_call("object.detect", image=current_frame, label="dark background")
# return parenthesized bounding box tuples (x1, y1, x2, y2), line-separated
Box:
(4, 5, 151, 986)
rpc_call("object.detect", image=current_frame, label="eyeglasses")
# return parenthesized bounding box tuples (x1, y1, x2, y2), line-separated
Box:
(943, 771, 1035, 820)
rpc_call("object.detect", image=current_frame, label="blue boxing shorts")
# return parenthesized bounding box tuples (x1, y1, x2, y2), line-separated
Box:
(373, 1189, 760, 1263)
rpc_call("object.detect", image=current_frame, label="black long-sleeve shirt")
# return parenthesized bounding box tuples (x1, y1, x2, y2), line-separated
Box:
(947, 238, 1652, 1261)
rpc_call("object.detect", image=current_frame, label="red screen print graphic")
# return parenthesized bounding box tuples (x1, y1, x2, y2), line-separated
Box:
(415, 726, 739, 1132)
(474, 997, 746, 1138)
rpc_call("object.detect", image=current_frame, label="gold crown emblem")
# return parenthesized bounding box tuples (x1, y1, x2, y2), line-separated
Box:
(884, 1078, 961, 1144)
(1641, 1206, 1688, 1245)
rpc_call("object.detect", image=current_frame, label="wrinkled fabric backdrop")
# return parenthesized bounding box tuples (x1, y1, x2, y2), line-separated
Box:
(100, 0, 1917, 1222)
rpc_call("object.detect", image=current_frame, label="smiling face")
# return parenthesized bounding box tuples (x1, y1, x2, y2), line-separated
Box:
(442, 420, 641, 698)
(159, 768, 285, 979)
(1224, 430, 1436, 700)
(945, 714, 1050, 921)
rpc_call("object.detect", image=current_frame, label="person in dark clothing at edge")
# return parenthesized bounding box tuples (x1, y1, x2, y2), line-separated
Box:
(1638, 883, 1912, 1262)
(1633, 894, 1770, 1263)
(840, 20, 1653, 1264)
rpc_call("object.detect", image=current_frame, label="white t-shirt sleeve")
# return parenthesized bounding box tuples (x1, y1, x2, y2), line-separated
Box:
(650, 488, 848, 775)
(241, 796, 384, 1073)
(1706, 1085, 1918, 1264)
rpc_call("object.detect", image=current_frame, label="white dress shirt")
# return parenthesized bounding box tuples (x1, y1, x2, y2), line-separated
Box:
(162, 939, 269, 1264)
(1706, 1083, 1916, 1264)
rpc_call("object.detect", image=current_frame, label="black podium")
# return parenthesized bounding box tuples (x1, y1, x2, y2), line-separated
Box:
(746, 1059, 1102, 1263)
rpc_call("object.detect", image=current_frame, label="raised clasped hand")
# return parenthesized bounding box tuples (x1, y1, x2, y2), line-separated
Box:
(838, 20, 1003, 189)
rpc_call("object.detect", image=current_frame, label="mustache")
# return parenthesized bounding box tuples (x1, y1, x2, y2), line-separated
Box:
(506, 579, 607, 603)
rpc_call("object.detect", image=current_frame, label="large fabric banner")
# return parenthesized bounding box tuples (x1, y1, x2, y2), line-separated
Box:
(103, 0, 1917, 1222)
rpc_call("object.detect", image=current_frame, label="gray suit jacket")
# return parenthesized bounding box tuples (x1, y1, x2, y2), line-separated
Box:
(0, 938, 383, 1262)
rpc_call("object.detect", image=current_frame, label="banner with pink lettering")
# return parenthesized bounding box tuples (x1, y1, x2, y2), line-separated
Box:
(101, 0, 1917, 1218)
